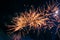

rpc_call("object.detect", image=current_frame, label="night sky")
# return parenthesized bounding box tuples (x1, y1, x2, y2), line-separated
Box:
(0, 0, 60, 40)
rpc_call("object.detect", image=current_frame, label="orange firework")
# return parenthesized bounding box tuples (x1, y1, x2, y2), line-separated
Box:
(6, 0, 60, 34)
(7, 10, 49, 32)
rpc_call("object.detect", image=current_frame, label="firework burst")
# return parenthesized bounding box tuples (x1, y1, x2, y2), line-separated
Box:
(7, 9, 49, 33)
(6, 0, 60, 35)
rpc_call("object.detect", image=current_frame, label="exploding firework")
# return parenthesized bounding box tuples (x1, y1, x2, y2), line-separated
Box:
(5, 0, 60, 40)
(6, 0, 60, 33)
(7, 1, 60, 40)
(8, 10, 49, 32)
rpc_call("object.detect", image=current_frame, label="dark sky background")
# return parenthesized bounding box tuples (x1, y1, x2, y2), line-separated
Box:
(0, 0, 60, 40)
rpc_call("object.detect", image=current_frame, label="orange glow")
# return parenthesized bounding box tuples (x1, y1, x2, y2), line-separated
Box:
(8, 10, 49, 32)
(6, 0, 60, 33)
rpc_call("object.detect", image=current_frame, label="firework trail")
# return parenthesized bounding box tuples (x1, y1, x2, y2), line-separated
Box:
(6, 0, 60, 40)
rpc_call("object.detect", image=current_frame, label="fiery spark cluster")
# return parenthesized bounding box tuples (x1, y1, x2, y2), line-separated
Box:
(8, 10, 49, 32)
(6, 0, 60, 33)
